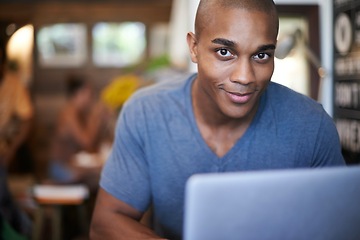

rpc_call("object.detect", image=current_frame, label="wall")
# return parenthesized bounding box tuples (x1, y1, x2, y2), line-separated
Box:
(276, 0, 333, 115)
(333, 0, 360, 164)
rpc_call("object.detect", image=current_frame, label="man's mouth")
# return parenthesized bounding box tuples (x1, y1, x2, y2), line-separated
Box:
(224, 90, 254, 104)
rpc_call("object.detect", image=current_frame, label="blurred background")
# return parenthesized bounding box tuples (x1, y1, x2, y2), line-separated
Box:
(0, 0, 330, 179)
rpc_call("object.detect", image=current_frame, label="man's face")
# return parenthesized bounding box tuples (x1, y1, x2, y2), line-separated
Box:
(188, 8, 278, 120)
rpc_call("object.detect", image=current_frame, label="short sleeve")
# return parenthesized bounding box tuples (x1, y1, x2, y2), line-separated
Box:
(311, 112, 345, 167)
(100, 100, 151, 212)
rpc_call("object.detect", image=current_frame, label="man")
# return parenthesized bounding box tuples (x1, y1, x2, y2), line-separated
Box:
(90, 0, 345, 239)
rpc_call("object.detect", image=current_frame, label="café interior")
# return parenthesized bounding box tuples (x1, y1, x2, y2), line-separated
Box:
(0, 0, 357, 239)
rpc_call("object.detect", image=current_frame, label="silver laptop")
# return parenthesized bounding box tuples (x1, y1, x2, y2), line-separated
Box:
(183, 166, 360, 240)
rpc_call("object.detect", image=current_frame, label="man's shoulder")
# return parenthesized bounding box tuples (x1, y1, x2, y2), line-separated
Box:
(266, 82, 324, 114)
(262, 82, 333, 130)
(125, 73, 194, 107)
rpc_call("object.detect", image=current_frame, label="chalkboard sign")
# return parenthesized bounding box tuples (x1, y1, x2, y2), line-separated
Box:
(333, 0, 360, 164)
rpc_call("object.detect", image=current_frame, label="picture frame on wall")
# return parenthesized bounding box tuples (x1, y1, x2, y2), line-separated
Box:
(36, 23, 87, 68)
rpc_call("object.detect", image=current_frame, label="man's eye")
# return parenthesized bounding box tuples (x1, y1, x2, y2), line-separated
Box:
(216, 48, 232, 58)
(253, 52, 270, 60)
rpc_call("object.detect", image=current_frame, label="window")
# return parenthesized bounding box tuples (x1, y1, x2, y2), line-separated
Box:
(92, 22, 146, 67)
(36, 23, 87, 67)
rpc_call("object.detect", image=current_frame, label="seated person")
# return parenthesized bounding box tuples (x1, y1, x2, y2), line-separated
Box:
(48, 75, 108, 186)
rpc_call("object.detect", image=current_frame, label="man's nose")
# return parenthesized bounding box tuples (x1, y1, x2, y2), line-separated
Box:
(230, 59, 255, 85)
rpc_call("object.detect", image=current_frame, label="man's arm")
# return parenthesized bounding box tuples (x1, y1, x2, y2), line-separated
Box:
(90, 188, 166, 240)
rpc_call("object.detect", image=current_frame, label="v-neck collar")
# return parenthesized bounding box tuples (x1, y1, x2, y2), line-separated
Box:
(185, 74, 267, 163)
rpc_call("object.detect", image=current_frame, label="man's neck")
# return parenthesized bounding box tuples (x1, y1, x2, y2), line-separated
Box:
(191, 79, 255, 157)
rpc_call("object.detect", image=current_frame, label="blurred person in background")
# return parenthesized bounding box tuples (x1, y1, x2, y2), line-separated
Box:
(0, 38, 32, 240)
(0, 38, 33, 170)
(48, 75, 109, 188)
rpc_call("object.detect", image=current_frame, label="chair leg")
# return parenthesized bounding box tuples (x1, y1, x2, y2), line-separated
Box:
(52, 205, 62, 240)
(77, 204, 88, 236)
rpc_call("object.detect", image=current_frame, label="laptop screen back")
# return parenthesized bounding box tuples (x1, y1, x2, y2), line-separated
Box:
(183, 166, 360, 240)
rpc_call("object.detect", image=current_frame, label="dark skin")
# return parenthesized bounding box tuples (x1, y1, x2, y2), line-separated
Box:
(189, 8, 277, 157)
(90, 3, 278, 240)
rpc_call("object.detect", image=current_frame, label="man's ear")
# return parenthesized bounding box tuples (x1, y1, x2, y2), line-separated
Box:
(187, 32, 198, 64)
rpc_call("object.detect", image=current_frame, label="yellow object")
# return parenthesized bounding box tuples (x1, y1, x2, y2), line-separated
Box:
(101, 74, 140, 110)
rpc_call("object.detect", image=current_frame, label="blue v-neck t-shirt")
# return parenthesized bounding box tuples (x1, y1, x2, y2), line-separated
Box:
(100, 74, 345, 239)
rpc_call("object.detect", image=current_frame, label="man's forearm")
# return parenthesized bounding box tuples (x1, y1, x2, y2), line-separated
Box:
(90, 208, 165, 239)
(90, 188, 167, 240)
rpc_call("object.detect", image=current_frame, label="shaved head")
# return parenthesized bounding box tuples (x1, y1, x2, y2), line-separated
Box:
(194, 0, 279, 39)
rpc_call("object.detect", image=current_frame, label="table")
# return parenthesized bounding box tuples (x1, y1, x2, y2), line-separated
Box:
(32, 184, 89, 240)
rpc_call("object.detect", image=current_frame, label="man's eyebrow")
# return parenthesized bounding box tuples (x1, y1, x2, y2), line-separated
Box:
(257, 44, 276, 51)
(211, 39, 276, 52)
(211, 38, 236, 47)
